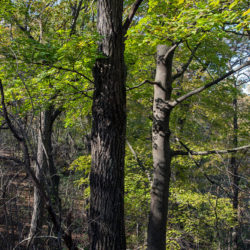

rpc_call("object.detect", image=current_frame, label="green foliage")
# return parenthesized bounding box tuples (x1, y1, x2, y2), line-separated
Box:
(1, 0, 249, 249)
(69, 155, 91, 198)
(167, 187, 237, 248)
(124, 143, 152, 247)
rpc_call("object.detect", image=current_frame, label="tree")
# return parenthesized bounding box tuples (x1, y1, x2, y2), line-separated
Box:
(88, 0, 127, 248)
(0, 1, 91, 248)
(1, 0, 249, 249)
(125, 1, 250, 249)
(147, 41, 249, 250)
(89, 0, 145, 248)
(28, 106, 61, 247)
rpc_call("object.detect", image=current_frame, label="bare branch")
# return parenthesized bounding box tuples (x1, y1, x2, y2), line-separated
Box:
(0, 80, 24, 142)
(126, 140, 152, 183)
(3, 52, 94, 84)
(126, 79, 166, 91)
(70, 0, 84, 36)
(172, 144, 250, 156)
(0, 155, 24, 165)
(163, 44, 178, 61)
(31, 62, 94, 84)
(172, 138, 240, 197)
(14, 235, 58, 249)
(123, 0, 145, 36)
(66, 82, 93, 99)
(1, 79, 77, 249)
(169, 61, 250, 108)
(222, 26, 249, 37)
(172, 43, 200, 81)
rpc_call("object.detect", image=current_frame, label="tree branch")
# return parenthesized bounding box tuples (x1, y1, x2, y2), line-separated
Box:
(0, 79, 77, 249)
(126, 79, 166, 92)
(172, 43, 200, 81)
(70, 0, 84, 36)
(172, 138, 237, 197)
(0, 155, 24, 165)
(123, 0, 145, 36)
(126, 140, 152, 183)
(172, 144, 250, 156)
(169, 60, 250, 108)
(31, 62, 94, 84)
(163, 44, 178, 61)
(0, 80, 24, 142)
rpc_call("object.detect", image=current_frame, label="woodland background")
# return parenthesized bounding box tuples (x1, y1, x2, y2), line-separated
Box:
(0, 0, 249, 249)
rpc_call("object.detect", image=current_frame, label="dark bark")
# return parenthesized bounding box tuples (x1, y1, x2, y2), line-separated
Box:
(123, 0, 145, 35)
(147, 45, 174, 250)
(70, 0, 84, 36)
(231, 95, 240, 250)
(89, 0, 126, 249)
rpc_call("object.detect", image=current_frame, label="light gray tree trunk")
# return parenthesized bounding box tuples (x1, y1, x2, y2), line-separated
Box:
(28, 107, 60, 247)
(147, 45, 174, 250)
(28, 126, 45, 247)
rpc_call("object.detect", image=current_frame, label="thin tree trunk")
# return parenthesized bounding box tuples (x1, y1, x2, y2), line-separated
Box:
(231, 93, 240, 250)
(28, 111, 48, 247)
(89, 0, 126, 249)
(147, 45, 174, 250)
(28, 107, 60, 247)
(29, 15, 60, 247)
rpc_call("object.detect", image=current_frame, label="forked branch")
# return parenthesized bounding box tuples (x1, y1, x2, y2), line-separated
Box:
(172, 43, 200, 81)
(123, 0, 145, 35)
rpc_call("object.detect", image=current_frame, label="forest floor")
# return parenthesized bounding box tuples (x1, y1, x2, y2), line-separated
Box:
(0, 160, 88, 250)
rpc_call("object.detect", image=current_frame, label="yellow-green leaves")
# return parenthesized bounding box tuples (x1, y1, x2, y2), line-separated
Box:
(168, 187, 237, 248)
(128, 0, 249, 47)
(242, 8, 250, 17)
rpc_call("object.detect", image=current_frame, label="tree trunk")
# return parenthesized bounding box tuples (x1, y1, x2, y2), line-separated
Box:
(89, 0, 126, 249)
(28, 107, 60, 247)
(147, 45, 174, 250)
(28, 133, 45, 247)
(231, 94, 240, 250)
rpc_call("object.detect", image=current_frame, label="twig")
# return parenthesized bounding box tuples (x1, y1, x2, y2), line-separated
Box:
(126, 140, 152, 184)
(14, 235, 58, 249)
(173, 137, 233, 197)
(126, 80, 165, 91)
(30, 62, 94, 84)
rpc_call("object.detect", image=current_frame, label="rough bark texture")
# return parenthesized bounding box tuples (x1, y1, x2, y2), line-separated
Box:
(89, 0, 126, 249)
(147, 45, 174, 250)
